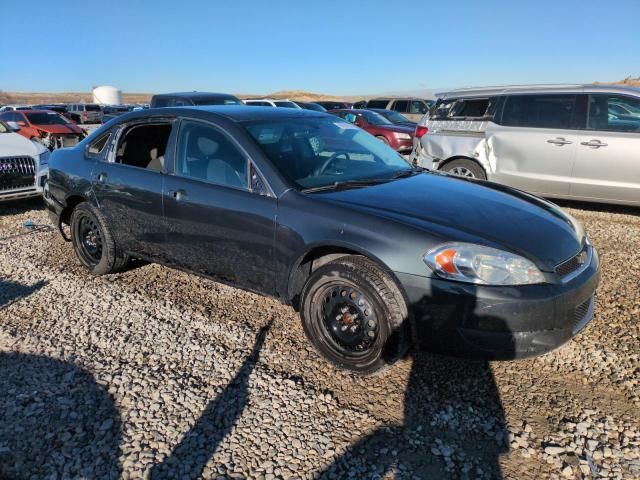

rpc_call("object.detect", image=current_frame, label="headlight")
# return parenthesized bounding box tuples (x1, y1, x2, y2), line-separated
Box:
(424, 242, 545, 286)
(394, 132, 412, 140)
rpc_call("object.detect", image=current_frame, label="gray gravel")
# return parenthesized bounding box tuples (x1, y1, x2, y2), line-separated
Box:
(0, 200, 638, 479)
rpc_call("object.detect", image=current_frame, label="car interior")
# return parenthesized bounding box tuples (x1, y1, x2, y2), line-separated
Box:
(115, 123, 172, 171)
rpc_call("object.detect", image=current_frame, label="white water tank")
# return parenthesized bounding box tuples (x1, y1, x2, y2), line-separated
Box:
(92, 85, 122, 105)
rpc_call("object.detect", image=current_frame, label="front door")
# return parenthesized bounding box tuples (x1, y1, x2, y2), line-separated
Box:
(91, 120, 175, 259)
(571, 93, 640, 203)
(489, 93, 580, 196)
(163, 119, 277, 295)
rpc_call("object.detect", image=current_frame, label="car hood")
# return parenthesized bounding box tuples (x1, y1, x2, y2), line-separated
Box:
(33, 124, 82, 134)
(0, 132, 47, 157)
(314, 172, 584, 271)
(374, 124, 414, 135)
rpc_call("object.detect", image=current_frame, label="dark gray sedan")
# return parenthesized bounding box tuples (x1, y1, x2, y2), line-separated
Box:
(44, 106, 600, 373)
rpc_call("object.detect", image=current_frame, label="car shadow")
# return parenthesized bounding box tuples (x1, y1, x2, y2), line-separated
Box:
(0, 278, 47, 310)
(149, 321, 272, 479)
(552, 198, 639, 216)
(0, 197, 44, 216)
(0, 353, 122, 480)
(317, 284, 512, 479)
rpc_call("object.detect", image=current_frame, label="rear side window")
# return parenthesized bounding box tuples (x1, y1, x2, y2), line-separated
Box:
(114, 123, 173, 171)
(409, 100, 428, 115)
(501, 94, 578, 129)
(392, 100, 409, 113)
(450, 99, 490, 118)
(88, 132, 111, 155)
(152, 97, 169, 108)
(588, 94, 640, 132)
(85, 105, 101, 111)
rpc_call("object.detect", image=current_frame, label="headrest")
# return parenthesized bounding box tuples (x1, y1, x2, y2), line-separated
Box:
(197, 136, 219, 156)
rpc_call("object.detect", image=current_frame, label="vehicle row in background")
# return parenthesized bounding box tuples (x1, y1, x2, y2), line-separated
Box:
(0, 110, 85, 150)
(353, 98, 433, 122)
(412, 84, 640, 206)
(331, 109, 414, 153)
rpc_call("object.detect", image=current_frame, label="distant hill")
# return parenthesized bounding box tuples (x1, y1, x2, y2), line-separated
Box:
(595, 76, 640, 87)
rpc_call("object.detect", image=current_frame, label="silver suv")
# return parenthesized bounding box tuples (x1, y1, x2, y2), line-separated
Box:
(412, 85, 640, 206)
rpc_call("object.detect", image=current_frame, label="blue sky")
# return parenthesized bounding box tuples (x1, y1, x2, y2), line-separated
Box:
(1, 0, 638, 95)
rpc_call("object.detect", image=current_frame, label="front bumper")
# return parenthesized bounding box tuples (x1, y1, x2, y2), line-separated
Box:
(0, 168, 47, 202)
(395, 247, 600, 359)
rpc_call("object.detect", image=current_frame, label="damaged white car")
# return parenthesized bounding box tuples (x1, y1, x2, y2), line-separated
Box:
(412, 84, 640, 207)
(0, 120, 49, 202)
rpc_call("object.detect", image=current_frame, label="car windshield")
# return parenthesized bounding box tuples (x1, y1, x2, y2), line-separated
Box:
(194, 97, 242, 106)
(244, 117, 411, 190)
(25, 112, 70, 125)
(360, 111, 392, 125)
(383, 111, 411, 123)
(304, 103, 326, 112)
(0, 121, 9, 134)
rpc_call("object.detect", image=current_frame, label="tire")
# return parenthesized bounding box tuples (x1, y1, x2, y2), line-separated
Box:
(300, 255, 409, 374)
(376, 135, 390, 145)
(70, 202, 129, 275)
(441, 158, 486, 180)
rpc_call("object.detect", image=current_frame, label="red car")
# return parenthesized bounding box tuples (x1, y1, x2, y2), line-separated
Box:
(332, 109, 414, 153)
(0, 109, 85, 150)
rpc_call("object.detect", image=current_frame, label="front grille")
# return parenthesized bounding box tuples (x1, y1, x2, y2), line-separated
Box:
(0, 156, 36, 192)
(573, 295, 595, 334)
(556, 244, 590, 278)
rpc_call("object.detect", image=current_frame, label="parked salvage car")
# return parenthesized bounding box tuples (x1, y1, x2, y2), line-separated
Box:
(293, 101, 327, 112)
(45, 106, 600, 373)
(150, 92, 242, 108)
(331, 109, 414, 153)
(364, 98, 432, 122)
(368, 108, 417, 127)
(412, 84, 640, 207)
(66, 104, 103, 124)
(315, 101, 353, 111)
(0, 110, 85, 150)
(0, 119, 49, 202)
(244, 99, 302, 108)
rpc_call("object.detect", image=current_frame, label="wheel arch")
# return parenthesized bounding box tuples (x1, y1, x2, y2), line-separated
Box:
(438, 155, 487, 176)
(286, 242, 408, 312)
(60, 194, 87, 225)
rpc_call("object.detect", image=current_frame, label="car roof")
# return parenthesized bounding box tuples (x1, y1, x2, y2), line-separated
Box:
(437, 84, 640, 99)
(117, 105, 327, 122)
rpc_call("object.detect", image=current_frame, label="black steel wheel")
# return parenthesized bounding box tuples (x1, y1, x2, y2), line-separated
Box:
(300, 255, 409, 374)
(70, 202, 129, 275)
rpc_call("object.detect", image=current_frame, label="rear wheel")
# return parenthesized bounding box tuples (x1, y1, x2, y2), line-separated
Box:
(70, 202, 129, 275)
(441, 158, 486, 180)
(300, 255, 409, 374)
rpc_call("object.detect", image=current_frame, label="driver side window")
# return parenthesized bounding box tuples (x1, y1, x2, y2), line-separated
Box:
(175, 120, 248, 189)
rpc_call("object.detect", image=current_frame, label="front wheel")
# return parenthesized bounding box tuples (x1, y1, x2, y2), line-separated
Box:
(441, 158, 487, 180)
(70, 202, 129, 275)
(300, 255, 408, 374)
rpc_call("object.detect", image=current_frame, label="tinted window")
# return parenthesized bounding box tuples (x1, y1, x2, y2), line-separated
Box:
(274, 101, 299, 108)
(392, 100, 409, 113)
(366, 100, 389, 109)
(502, 94, 578, 129)
(152, 97, 169, 108)
(588, 94, 640, 132)
(246, 101, 272, 106)
(85, 105, 101, 111)
(193, 97, 242, 106)
(176, 120, 247, 189)
(115, 123, 172, 171)
(25, 112, 70, 125)
(451, 99, 489, 118)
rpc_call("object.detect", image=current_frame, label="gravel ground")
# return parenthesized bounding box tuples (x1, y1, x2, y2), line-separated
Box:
(0, 199, 638, 480)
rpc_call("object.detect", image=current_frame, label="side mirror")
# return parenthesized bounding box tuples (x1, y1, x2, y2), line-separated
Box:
(6, 121, 20, 131)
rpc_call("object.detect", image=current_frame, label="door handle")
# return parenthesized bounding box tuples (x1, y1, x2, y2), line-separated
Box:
(169, 189, 187, 201)
(547, 137, 573, 146)
(580, 139, 608, 148)
(95, 172, 107, 183)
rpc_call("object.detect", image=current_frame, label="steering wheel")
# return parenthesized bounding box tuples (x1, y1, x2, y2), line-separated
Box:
(315, 151, 351, 176)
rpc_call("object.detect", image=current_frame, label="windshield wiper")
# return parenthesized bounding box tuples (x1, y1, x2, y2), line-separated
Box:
(301, 178, 391, 193)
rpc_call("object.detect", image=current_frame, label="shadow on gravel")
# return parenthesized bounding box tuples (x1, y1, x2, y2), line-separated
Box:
(0, 278, 47, 310)
(0, 353, 121, 480)
(149, 321, 272, 480)
(0, 197, 44, 216)
(318, 288, 511, 479)
(553, 199, 639, 216)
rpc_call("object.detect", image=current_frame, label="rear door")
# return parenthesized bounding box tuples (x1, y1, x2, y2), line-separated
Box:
(571, 93, 640, 203)
(91, 118, 176, 259)
(162, 118, 277, 294)
(489, 93, 580, 196)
